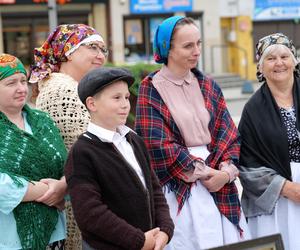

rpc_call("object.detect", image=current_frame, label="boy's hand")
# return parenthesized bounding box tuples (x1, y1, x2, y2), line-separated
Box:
(142, 227, 160, 250)
(154, 231, 169, 250)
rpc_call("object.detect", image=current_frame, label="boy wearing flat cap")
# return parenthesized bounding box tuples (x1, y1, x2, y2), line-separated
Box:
(64, 67, 174, 250)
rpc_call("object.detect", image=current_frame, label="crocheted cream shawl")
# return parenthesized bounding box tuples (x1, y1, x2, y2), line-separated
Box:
(36, 72, 90, 151)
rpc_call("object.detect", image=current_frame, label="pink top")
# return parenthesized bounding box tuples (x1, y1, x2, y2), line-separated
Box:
(152, 65, 211, 147)
(152, 65, 239, 183)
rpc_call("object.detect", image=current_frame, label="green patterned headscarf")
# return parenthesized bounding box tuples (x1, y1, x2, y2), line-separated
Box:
(0, 53, 27, 81)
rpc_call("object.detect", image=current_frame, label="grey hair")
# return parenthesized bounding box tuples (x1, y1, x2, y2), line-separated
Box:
(258, 44, 298, 72)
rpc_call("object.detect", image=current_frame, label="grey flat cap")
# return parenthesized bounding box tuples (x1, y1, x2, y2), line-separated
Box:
(78, 67, 135, 104)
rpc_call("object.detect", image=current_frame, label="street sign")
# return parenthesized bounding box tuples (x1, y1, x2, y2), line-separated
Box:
(130, 0, 193, 14)
(254, 0, 300, 21)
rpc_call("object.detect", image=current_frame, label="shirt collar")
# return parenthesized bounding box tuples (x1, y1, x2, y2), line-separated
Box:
(87, 122, 131, 143)
(160, 64, 193, 86)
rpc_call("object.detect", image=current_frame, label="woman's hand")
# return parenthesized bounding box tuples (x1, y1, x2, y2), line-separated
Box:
(142, 227, 160, 250)
(281, 180, 300, 203)
(35, 177, 67, 206)
(181, 161, 210, 183)
(201, 168, 230, 192)
(22, 181, 49, 202)
(154, 231, 169, 250)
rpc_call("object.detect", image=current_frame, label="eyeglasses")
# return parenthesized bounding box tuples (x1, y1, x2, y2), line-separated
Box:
(82, 43, 109, 57)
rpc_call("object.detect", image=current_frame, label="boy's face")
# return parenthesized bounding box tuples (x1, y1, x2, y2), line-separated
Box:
(89, 80, 130, 131)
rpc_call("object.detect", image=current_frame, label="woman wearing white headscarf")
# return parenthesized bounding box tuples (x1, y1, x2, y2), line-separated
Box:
(29, 24, 108, 250)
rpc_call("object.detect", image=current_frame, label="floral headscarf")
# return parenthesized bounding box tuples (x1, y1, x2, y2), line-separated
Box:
(0, 53, 27, 81)
(256, 33, 300, 82)
(153, 16, 184, 64)
(29, 24, 104, 83)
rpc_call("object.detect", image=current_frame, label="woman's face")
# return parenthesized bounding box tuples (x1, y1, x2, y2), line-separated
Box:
(0, 73, 28, 112)
(261, 46, 295, 85)
(68, 41, 107, 76)
(168, 24, 201, 71)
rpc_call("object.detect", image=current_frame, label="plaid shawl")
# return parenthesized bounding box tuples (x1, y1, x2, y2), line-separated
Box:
(135, 68, 241, 229)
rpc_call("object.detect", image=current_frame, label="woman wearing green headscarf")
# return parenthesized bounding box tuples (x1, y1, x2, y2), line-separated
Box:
(0, 53, 67, 249)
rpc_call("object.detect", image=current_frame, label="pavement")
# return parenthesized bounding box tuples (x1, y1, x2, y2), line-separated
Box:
(222, 82, 260, 126)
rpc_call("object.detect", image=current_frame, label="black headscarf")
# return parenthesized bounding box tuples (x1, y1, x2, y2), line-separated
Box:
(239, 76, 300, 180)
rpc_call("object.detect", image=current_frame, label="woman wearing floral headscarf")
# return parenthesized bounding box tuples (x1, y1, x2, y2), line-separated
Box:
(29, 24, 108, 250)
(238, 33, 300, 250)
(0, 53, 67, 250)
(135, 16, 250, 250)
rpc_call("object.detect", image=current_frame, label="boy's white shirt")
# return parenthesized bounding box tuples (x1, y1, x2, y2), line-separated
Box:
(86, 122, 146, 188)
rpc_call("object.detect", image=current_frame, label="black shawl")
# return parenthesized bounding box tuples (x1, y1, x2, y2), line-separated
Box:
(239, 76, 300, 180)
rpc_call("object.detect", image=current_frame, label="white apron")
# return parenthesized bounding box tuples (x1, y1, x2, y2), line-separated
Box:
(165, 146, 251, 250)
(248, 162, 300, 250)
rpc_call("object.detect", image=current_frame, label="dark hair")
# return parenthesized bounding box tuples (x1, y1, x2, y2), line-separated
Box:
(170, 17, 198, 49)
(175, 17, 197, 28)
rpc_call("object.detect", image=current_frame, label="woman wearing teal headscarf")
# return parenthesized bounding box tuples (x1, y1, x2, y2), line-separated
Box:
(0, 53, 67, 250)
(135, 16, 251, 249)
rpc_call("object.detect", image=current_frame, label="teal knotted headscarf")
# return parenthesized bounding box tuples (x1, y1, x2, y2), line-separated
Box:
(153, 16, 184, 64)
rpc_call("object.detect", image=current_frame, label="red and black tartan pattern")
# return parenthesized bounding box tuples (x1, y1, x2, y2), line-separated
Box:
(135, 68, 241, 229)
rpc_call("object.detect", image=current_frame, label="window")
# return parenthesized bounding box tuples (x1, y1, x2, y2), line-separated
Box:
(124, 15, 170, 63)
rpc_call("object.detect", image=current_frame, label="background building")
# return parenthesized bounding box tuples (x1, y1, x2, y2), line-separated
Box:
(1, 0, 299, 81)
(252, 0, 300, 56)
(0, 0, 107, 64)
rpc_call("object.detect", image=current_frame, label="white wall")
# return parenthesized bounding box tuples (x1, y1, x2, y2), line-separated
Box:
(194, 0, 223, 73)
(238, 0, 254, 17)
(109, 0, 128, 64)
(220, 0, 254, 17)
